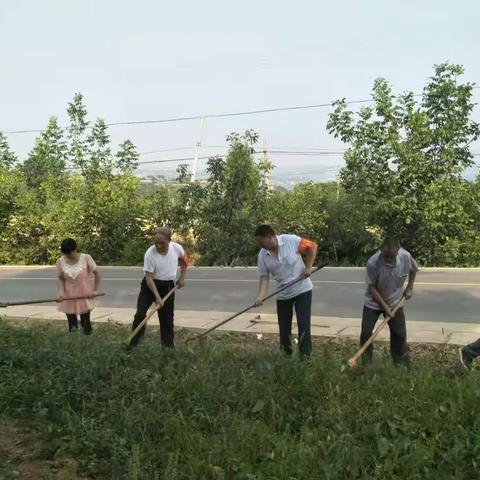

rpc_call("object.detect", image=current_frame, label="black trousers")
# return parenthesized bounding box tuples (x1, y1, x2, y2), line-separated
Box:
(360, 306, 409, 366)
(463, 338, 480, 361)
(66, 311, 92, 334)
(131, 278, 175, 347)
(276, 290, 312, 358)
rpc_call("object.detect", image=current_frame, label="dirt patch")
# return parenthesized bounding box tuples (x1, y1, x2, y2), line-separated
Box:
(0, 421, 49, 479)
(0, 422, 94, 480)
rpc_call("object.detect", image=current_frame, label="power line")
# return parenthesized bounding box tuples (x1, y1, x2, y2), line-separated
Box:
(136, 150, 480, 167)
(139, 146, 195, 156)
(4, 86, 480, 135)
(2, 98, 368, 135)
(136, 149, 349, 166)
(138, 144, 347, 156)
(270, 168, 341, 179)
(267, 150, 345, 156)
(0, 93, 429, 136)
(105, 98, 375, 128)
(137, 155, 212, 165)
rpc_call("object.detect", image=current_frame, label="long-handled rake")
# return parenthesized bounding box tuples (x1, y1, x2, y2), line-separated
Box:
(248, 316, 330, 329)
(126, 286, 178, 346)
(347, 297, 408, 368)
(0, 293, 105, 307)
(187, 262, 328, 342)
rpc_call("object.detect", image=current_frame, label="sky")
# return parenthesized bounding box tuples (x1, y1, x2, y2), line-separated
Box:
(1, 0, 480, 185)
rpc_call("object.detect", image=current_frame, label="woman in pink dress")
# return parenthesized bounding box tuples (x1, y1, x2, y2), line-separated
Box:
(56, 238, 101, 334)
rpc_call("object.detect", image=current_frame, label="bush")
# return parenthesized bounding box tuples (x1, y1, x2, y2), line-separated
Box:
(119, 238, 148, 266)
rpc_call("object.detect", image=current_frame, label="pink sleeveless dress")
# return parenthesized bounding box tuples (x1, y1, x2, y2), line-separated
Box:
(56, 253, 97, 315)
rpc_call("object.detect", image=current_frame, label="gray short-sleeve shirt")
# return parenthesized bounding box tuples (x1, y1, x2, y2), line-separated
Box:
(364, 248, 419, 310)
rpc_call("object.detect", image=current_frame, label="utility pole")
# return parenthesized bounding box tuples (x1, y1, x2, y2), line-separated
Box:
(191, 115, 206, 182)
(262, 139, 271, 189)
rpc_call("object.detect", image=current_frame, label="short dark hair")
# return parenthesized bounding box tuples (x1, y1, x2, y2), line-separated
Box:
(60, 238, 78, 255)
(254, 224, 276, 237)
(382, 237, 400, 249)
(154, 227, 172, 240)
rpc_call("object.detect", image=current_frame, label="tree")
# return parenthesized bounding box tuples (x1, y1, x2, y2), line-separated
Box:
(0, 170, 23, 234)
(0, 132, 17, 169)
(66, 92, 89, 173)
(17, 93, 145, 264)
(266, 182, 330, 239)
(116, 140, 139, 174)
(87, 118, 112, 180)
(266, 182, 377, 265)
(59, 93, 144, 262)
(0, 133, 23, 260)
(23, 117, 66, 187)
(175, 163, 191, 183)
(193, 130, 272, 265)
(327, 63, 480, 265)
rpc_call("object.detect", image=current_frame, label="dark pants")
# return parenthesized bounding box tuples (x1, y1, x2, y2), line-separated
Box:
(360, 306, 409, 366)
(66, 311, 92, 334)
(276, 290, 312, 358)
(131, 278, 175, 347)
(463, 339, 480, 361)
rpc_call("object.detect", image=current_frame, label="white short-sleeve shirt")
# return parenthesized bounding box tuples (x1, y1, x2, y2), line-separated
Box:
(143, 242, 186, 281)
(257, 234, 313, 300)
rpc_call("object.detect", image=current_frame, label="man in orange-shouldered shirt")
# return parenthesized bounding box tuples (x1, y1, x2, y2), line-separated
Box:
(254, 225, 318, 358)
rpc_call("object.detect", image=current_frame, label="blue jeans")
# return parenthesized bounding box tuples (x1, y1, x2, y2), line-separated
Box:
(276, 290, 312, 358)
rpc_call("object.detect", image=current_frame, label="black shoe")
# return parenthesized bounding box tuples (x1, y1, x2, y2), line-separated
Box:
(82, 319, 92, 335)
(459, 348, 472, 370)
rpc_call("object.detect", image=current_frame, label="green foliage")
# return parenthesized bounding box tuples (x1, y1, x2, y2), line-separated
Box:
(87, 118, 113, 180)
(175, 163, 191, 183)
(2, 62, 480, 267)
(117, 139, 140, 174)
(193, 130, 272, 266)
(0, 168, 24, 233)
(66, 92, 89, 173)
(327, 63, 480, 265)
(0, 132, 18, 168)
(0, 92, 146, 264)
(1, 322, 480, 479)
(264, 183, 378, 265)
(22, 117, 66, 188)
(266, 182, 331, 236)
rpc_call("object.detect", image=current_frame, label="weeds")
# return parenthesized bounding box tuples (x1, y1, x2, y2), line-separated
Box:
(0, 320, 479, 479)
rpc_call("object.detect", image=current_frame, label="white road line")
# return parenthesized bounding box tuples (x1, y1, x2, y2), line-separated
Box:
(1, 277, 480, 287)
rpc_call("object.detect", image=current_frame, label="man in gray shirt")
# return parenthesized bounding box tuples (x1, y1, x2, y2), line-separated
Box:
(361, 237, 418, 366)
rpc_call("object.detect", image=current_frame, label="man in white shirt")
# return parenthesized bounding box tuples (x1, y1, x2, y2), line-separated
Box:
(255, 224, 318, 358)
(361, 237, 418, 366)
(130, 227, 187, 347)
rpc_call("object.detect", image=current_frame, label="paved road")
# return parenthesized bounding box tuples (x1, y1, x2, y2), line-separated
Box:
(1, 266, 479, 323)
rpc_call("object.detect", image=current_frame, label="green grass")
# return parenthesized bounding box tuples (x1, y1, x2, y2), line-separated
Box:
(1, 320, 480, 480)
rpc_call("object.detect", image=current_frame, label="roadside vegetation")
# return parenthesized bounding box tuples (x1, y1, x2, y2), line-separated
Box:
(1, 320, 479, 479)
(1, 63, 480, 267)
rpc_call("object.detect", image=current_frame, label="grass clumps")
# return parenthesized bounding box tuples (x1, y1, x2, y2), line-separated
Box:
(0, 320, 479, 479)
